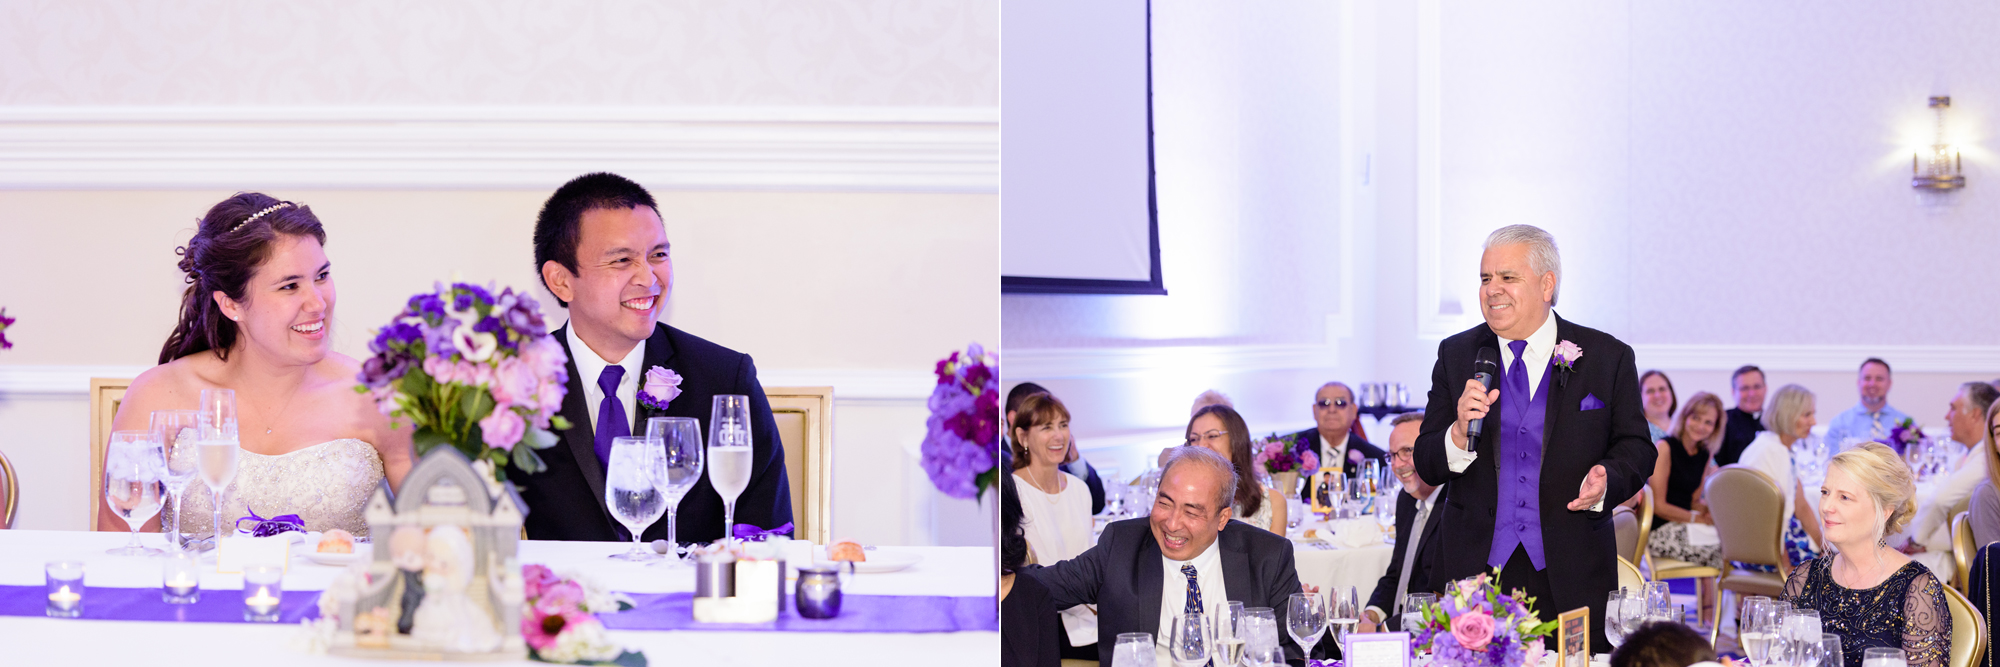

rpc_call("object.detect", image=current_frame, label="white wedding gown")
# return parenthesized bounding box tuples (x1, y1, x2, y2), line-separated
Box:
(168, 439, 386, 540)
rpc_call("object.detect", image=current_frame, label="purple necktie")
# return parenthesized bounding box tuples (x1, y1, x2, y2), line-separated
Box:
(594, 365, 629, 472)
(1507, 340, 1530, 399)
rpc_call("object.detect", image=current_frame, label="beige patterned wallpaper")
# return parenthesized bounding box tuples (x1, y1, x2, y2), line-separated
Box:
(0, 0, 996, 107)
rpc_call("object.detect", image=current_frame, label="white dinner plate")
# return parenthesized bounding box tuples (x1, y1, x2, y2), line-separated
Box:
(812, 549, 923, 574)
(299, 540, 370, 566)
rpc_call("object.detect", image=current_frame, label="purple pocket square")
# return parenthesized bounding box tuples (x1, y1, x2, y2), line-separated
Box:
(1580, 393, 1605, 411)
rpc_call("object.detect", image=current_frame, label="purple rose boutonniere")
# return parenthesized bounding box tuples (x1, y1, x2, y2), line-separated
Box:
(639, 366, 683, 412)
(1552, 339, 1582, 387)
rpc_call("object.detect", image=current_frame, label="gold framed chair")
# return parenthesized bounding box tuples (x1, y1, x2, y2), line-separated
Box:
(765, 386, 833, 544)
(1942, 583, 1987, 667)
(1617, 555, 1646, 592)
(1704, 464, 1790, 643)
(1637, 483, 1725, 629)
(1614, 503, 1642, 568)
(89, 377, 133, 530)
(0, 446, 18, 529)
(1955, 511, 1978, 596)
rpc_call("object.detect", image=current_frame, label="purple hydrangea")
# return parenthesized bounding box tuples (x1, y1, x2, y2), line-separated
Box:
(919, 344, 999, 500)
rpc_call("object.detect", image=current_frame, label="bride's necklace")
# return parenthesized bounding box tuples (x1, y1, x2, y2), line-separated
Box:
(252, 377, 306, 436)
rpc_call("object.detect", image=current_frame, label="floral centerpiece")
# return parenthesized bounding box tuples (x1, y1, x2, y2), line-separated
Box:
(521, 564, 644, 666)
(1878, 417, 1925, 455)
(919, 343, 1000, 501)
(355, 282, 571, 480)
(1409, 571, 1556, 667)
(1256, 435, 1318, 497)
(0, 307, 15, 349)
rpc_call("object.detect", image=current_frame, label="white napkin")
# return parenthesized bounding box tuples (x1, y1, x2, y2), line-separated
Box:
(1684, 523, 1720, 547)
(1316, 519, 1384, 549)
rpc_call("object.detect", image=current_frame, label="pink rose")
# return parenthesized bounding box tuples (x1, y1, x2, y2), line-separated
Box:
(1554, 339, 1583, 364)
(1451, 610, 1496, 652)
(489, 357, 538, 408)
(456, 360, 494, 388)
(522, 606, 593, 651)
(1525, 638, 1546, 666)
(480, 408, 527, 450)
(522, 564, 560, 599)
(1300, 450, 1319, 475)
(536, 580, 586, 614)
(423, 356, 457, 384)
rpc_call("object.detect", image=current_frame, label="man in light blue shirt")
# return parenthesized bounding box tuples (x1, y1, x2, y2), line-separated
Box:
(1825, 357, 1910, 446)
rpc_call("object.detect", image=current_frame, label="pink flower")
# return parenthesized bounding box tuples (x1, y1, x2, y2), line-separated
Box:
(536, 579, 587, 614)
(1451, 610, 1496, 652)
(423, 356, 457, 384)
(1300, 450, 1320, 475)
(1349, 448, 1365, 466)
(455, 360, 493, 388)
(480, 408, 526, 450)
(522, 564, 559, 599)
(522, 605, 593, 651)
(489, 357, 538, 409)
(1553, 340, 1583, 367)
(639, 366, 682, 411)
(1525, 638, 1546, 666)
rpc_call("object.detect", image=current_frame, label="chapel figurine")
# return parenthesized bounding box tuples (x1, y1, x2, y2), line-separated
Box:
(390, 524, 427, 635)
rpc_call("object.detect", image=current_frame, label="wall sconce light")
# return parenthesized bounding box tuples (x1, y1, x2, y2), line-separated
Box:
(1913, 96, 1965, 198)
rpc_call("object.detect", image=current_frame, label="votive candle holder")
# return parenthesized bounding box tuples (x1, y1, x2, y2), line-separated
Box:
(161, 552, 200, 604)
(242, 565, 283, 622)
(45, 561, 84, 618)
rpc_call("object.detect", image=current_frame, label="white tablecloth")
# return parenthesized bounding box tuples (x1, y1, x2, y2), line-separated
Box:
(1288, 526, 1395, 600)
(0, 530, 996, 666)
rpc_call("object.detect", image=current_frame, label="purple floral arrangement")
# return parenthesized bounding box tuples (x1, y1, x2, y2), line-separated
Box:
(1878, 417, 1924, 455)
(355, 282, 571, 479)
(1256, 436, 1319, 475)
(1413, 571, 1555, 667)
(0, 307, 14, 349)
(521, 564, 643, 665)
(919, 343, 1000, 500)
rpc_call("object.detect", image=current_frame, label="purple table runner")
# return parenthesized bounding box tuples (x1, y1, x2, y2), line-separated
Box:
(600, 592, 997, 633)
(0, 585, 996, 633)
(0, 585, 320, 624)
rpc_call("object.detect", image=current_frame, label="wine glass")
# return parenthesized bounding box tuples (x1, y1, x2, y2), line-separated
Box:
(1604, 590, 1629, 647)
(1861, 647, 1907, 667)
(1213, 602, 1248, 667)
(1819, 634, 1843, 667)
(1327, 586, 1360, 647)
(646, 417, 705, 564)
(708, 395, 753, 542)
(1740, 597, 1778, 667)
(104, 431, 166, 555)
(151, 409, 200, 552)
(197, 388, 239, 552)
(1168, 611, 1212, 667)
(1642, 581, 1671, 617)
(1402, 592, 1436, 633)
(1781, 609, 1823, 667)
(1323, 474, 1348, 519)
(1286, 593, 1326, 659)
(1113, 632, 1159, 667)
(605, 436, 666, 560)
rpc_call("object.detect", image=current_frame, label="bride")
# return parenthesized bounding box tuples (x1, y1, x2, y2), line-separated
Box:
(101, 193, 413, 539)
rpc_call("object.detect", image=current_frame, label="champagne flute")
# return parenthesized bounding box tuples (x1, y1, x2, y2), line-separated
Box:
(1327, 586, 1360, 647)
(1741, 597, 1777, 667)
(1168, 611, 1212, 667)
(151, 409, 200, 552)
(197, 389, 239, 552)
(605, 436, 666, 560)
(104, 431, 166, 555)
(1286, 593, 1325, 659)
(1212, 603, 1248, 667)
(708, 395, 753, 543)
(647, 417, 704, 564)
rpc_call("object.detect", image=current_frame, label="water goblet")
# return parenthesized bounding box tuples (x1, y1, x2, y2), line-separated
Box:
(1286, 592, 1326, 659)
(1402, 592, 1436, 633)
(151, 409, 200, 552)
(1168, 611, 1212, 667)
(1244, 608, 1279, 664)
(708, 394, 754, 542)
(646, 417, 705, 564)
(1819, 634, 1843, 667)
(104, 431, 166, 555)
(1114, 632, 1159, 667)
(605, 436, 666, 560)
(1861, 647, 1906, 667)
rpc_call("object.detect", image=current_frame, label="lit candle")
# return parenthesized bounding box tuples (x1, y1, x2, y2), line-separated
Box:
(44, 560, 85, 618)
(48, 586, 81, 609)
(246, 589, 280, 612)
(166, 575, 197, 595)
(241, 564, 285, 622)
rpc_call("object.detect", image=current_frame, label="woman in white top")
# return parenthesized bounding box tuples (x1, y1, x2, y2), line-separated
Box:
(1009, 392, 1097, 656)
(1186, 404, 1287, 533)
(1736, 383, 1823, 568)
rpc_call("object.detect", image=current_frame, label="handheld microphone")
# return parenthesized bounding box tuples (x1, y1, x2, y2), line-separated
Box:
(1466, 346, 1500, 448)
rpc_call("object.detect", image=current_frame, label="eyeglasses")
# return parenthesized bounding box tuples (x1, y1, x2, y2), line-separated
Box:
(1314, 399, 1353, 409)
(1186, 430, 1229, 445)
(1389, 448, 1415, 462)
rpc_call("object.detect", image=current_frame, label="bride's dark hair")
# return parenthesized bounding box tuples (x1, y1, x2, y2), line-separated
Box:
(159, 193, 326, 365)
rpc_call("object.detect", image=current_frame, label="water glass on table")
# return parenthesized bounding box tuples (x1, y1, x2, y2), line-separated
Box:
(1113, 632, 1158, 667)
(1168, 611, 1212, 667)
(1327, 586, 1360, 646)
(1243, 608, 1280, 666)
(104, 430, 167, 555)
(1604, 589, 1631, 648)
(645, 417, 704, 564)
(1213, 602, 1249, 667)
(1818, 634, 1843, 667)
(605, 436, 666, 560)
(708, 394, 754, 542)
(1402, 592, 1436, 634)
(1861, 648, 1907, 667)
(1286, 592, 1326, 659)
(196, 388, 240, 554)
(151, 409, 201, 552)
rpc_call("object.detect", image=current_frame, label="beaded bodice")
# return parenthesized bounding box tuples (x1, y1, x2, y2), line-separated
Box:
(166, 439, 386, 540)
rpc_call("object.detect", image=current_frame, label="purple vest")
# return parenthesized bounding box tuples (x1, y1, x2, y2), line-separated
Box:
(1486, 353, 1554, 570)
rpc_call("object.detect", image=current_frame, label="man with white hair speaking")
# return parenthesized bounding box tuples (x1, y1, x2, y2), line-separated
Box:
(1412, 224, 1655, 651)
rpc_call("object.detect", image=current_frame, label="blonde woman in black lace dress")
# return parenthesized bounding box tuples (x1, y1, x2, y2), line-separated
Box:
(1782, 442, 1949, 667)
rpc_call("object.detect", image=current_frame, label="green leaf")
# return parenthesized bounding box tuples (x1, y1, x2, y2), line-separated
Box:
(974, 467, 999, 502)
(514, 447, 548, 475)
(460, 387, 496, 424)
(550, 415, 573, 431)
(523, 427, 560, 450)
(1527, 620, 1559, 636)
(403, 368, 436, 396)
(459, 423, 487, 458)
(412, 428, 452, 457)
(604, 649, 649, 667)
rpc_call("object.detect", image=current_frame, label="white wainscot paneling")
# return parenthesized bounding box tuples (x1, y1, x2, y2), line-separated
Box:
(1631, 344, 2000, 373)
(0, 106, 997, 192)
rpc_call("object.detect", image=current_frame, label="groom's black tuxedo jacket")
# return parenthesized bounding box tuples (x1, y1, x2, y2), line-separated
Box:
(1023, 518, 1305, 666)
(1410, 314, 1653, 649)
(508, 322, 793, 543)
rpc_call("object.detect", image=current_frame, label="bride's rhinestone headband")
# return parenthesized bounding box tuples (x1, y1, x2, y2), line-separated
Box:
(229, 202, 293, 234)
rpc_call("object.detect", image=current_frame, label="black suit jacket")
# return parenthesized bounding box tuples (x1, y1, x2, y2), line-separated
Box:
(1287, 429, 1386, 501)
(1024, 518, 1305, 666)
(1410, 314, 1654, 649)
(1366, 489, 1445, 630)
(1714, 407, 1765, 467)
(509, 322, 793, 543)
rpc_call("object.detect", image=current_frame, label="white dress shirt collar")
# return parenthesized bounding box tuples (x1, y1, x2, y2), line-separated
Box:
(1496, 311, 1560, 401)
(1158, 537, 1226, 650)
(1319, 432, 1350, 469)
(566, 321, 646, 433)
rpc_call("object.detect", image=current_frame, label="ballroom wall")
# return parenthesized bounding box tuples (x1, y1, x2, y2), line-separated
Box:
(1005, 0, 2000, 477)
(0, 0, 1001, 546)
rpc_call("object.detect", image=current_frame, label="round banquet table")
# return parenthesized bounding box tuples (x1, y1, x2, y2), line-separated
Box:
(1288, 525, 1395, 600)
(0, 530, 996, 666)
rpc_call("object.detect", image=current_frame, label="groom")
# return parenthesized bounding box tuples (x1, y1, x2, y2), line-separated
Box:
(510, 172, 793, 544)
